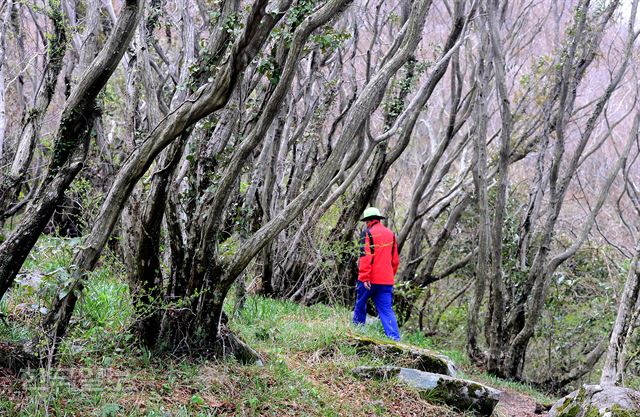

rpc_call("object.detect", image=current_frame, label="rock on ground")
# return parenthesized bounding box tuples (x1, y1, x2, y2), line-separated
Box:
(348, 334, 458, 376)
(353, 365, 501, 416)
(548, 384, 640, 417)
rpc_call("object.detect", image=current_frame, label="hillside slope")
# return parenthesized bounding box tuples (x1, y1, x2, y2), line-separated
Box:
(1, 285, 553, 416)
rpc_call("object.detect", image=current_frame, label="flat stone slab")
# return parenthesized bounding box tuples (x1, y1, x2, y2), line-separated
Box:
(549, 384, 640, 417)
(348, 333, 457, 376)
(353, 365, 501, 416)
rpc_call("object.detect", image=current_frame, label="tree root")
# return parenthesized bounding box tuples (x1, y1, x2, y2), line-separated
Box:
(155, 310, 263, 365)
(215, 325, 264, 366)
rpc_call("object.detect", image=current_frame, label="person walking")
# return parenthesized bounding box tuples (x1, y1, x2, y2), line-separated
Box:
(352, 207, 401, 341)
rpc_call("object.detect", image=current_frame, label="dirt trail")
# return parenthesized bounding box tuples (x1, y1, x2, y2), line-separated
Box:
(495, 389, 549, 417)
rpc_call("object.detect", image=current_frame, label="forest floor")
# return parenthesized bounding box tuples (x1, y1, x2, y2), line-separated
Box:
(0, 237, 556, 416)
(495, 389, 548, 417)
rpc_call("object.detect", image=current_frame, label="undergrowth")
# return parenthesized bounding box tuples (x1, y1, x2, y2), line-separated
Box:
(0, 236, 554, 416)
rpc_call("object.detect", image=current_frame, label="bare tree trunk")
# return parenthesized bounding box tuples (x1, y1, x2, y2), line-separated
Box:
(0, 0, 12, 161)
(0, 0, 143, 303)
(0, 0, 67, 220)
(120, 29, 144, 282)
(43, 0, 296, 350)
(301, 2, 471, 303)
(9, 2, 27, 125)
(485, 0, 512, 375)
(601, 220, 640, 385)
(259, 113, 286, 295)
(130, 0, 195, 348)
(467, 23, 491, 364)
(504, 0, 636, 378)
(195, 0, 434, 347)
(134, 135, 188, 347)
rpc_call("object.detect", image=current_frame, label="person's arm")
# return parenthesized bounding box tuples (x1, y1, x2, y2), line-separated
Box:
(392, 236, 400, 276)
(358, 229, 373, 284)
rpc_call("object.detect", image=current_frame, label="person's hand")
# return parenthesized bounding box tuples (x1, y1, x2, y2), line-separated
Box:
(364, 281, 371, 290)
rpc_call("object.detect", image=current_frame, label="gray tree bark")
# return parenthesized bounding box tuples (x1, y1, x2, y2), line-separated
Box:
(0, 0, 143, 303)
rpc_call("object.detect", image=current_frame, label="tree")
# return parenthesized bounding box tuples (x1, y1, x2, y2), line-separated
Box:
(43, 0, 440, 359)
(601, 112, 640, 387)
(0, 0, 143, 302)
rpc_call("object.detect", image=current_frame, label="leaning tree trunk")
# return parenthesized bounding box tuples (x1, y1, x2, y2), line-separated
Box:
(0, 0, 143, 302)
(302, 2, 470, 304)
(503, 0, 634, 378)
(130, 0, 195, 348)
(193, 0, 432, 349)
(0, 0, 67, 223)
(186, 0, 366, 344)
(42, 0, 295, 350)
(601, 245, 640, 386)
(600, 112, 640, 386)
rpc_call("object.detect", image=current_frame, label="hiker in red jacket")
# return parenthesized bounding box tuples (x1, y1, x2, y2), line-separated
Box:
(353, 207, 401, 341)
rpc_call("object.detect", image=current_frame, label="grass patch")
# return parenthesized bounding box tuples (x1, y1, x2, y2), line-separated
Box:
(3, 289, 462, 416)
(1, 237, 555, 416)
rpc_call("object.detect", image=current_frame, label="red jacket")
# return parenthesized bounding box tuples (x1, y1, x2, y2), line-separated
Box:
(358, 220, 400, 285)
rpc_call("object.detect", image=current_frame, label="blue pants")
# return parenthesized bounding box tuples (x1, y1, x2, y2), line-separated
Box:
(353, 282, 401, 341)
